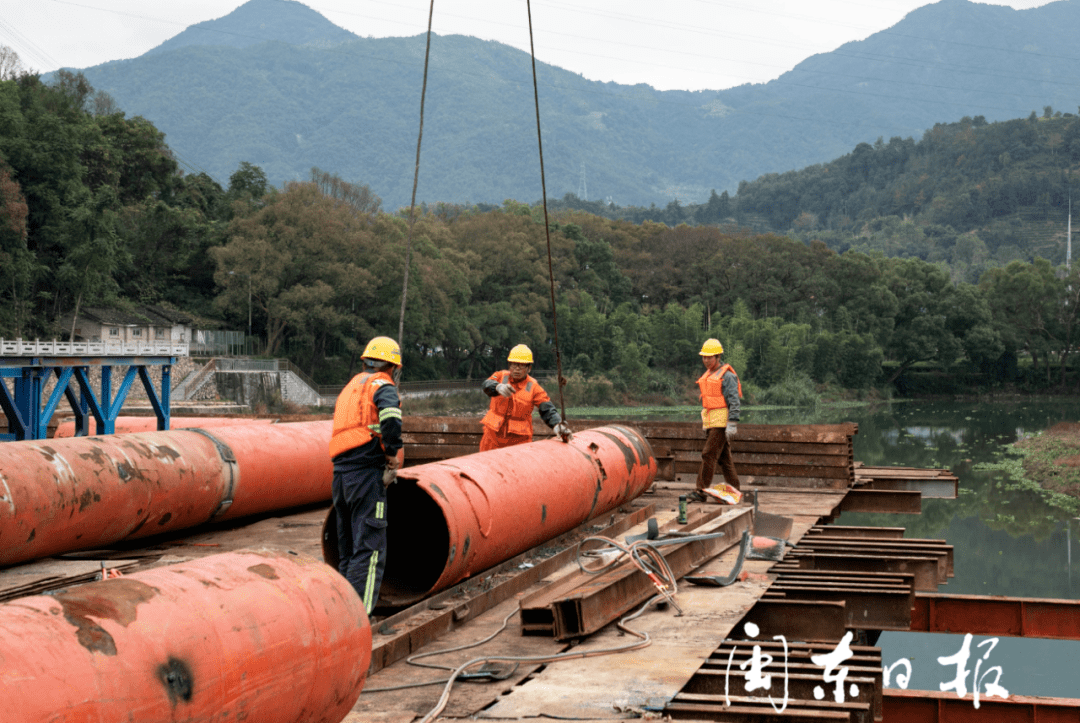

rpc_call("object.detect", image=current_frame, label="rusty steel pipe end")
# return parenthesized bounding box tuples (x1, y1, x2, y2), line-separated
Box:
(371, 425, 656, 606)
(0, 547, 371, 723)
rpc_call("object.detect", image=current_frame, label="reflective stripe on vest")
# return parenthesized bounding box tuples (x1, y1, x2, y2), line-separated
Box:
(329, 371, 395, 458)
(481, 371, 539, 437)
(697, 364, 741, 410)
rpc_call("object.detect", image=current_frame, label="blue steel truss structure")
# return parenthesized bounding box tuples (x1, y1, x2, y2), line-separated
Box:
(0, 355, 173, 441)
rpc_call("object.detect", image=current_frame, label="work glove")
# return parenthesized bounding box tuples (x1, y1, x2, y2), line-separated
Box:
(554, 422, 573, 442)
(725, 423, 737, 440)
(496, 382, 514, 397)
(383, 449, 403, 487)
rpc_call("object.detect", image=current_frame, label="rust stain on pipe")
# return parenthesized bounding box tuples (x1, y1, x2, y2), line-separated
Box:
(0, 549, 371, 723)
(376, 425, 656, 606)
(0, 421, 335, 566)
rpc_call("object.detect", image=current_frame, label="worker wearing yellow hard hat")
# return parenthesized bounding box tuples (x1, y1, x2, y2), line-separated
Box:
(328, 335, 404, 613)
(689, 338, 742, 501)
(479, 344, 572, 451)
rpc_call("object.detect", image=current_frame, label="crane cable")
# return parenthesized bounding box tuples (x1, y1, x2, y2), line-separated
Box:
(395, 1, 567, 414)
(397, 0, 436, 353)
(527, 0, 568, 422)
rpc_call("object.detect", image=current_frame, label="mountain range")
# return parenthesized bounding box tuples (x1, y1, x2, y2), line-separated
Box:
(70, 0, 1080, 210)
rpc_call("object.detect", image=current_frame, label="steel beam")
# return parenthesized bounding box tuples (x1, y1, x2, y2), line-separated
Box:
(766, 572, 914, 630)
(884, 689, 1080, 722)
(703, 639, 883, 717)
(0, 355, 174, 440)
(911, 593, 1080, 640)
(808, 525, 907, 539)
(784, 552, 943, 591)
(550, 509, 752, 639)
(736, 599, 848, 643)
(795, 538, 953, 579)
(840, 489, 922, 514)
(523, 508, 753, 640)
(668, 693, 872, 722)
(858, 477, 958, 499)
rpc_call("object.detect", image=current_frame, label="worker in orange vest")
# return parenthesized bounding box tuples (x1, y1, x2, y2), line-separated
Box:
(690, 338, 742, 501)
(328, 336, 403, 613)
(479, 344, 572, 451)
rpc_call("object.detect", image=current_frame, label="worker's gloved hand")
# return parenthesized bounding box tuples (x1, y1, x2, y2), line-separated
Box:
(554, 422, 573, 442)
(725, 423, 737, 440)
(496, 382, 514, 397)
(383, 450, 403, 487)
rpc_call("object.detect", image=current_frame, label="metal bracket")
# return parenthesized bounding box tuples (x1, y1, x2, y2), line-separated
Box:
(186, 428, 238, 518)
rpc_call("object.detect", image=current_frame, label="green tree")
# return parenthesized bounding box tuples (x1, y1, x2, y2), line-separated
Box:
(227, 161, 269, 206)
(211, 181, 378, 357)
(0, 161, 32, 336)
(979, 258, 1060, 376)
(881, 258, 964, 382)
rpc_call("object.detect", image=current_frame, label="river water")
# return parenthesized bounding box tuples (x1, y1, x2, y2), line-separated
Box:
(606, 399, 1080, 699)
(757, 398, 1080, 700)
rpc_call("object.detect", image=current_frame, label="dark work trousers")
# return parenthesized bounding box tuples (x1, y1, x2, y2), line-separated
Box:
(332, 465, 388, 613)
(696, 427, 740, 490)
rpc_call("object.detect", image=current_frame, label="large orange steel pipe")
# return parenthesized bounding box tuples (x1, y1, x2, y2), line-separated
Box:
(0, 420, 334, 566)
(376, 425, 656, 606)
(54, 416, 277, 437)
(0, 548, 371, 723)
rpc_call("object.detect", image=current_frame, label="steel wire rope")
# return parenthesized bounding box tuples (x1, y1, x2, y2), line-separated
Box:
(415, 598, 660, 723)
(395, 0, 434, 354)
(576, 534, 683, 612)
(526, 0, 567, 424)
(361, 599, 662, 716)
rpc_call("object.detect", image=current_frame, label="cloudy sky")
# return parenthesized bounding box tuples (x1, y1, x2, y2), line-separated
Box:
(0, 0, 1058, 91)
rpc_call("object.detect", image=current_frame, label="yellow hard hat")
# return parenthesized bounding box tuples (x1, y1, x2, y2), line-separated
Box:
(699, 338, 724, 356)
(362, 336, 401, 365)
(507, 344, 534, 364)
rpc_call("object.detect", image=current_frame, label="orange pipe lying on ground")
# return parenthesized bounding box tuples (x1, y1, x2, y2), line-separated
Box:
(54, 416, 277, 437)
(0, 548, 371, 723)
(0, 420, 334, 566)
(372, 425, 656, 606)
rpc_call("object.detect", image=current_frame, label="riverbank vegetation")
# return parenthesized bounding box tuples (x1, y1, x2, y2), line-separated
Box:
(5, 67, 1080, 401)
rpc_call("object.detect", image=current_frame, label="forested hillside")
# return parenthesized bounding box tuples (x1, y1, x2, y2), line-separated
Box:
(69, 0, 1080, 210)
(594, 111, 1080, 282)
(5, 68, 1080, 404)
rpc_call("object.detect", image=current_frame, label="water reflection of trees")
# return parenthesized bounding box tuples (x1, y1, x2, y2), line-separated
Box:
(655, 400, 1080, 547)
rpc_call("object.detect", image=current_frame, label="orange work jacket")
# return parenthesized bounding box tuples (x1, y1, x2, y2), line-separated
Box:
(329, 370, 394, 459)
(480, 371, 549, 438)
(697, 364, 741, 429)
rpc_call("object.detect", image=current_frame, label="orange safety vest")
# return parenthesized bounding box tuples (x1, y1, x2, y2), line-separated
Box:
(329, 370, 395, 459)
(697, 364, 742, 410)
(480, 371, 546, 438)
